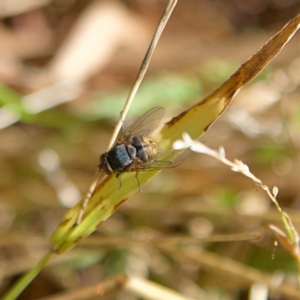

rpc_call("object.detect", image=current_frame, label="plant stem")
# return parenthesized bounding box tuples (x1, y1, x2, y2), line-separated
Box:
(2, 252, 53, 300)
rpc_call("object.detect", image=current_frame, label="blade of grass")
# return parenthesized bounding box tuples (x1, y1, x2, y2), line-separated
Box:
(50, 14, 300, 254)
(2, 252, 53, 300)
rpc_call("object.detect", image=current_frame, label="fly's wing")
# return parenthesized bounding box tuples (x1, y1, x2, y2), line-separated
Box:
(126, 150, 185, 172)
(117, 107, 165, 143)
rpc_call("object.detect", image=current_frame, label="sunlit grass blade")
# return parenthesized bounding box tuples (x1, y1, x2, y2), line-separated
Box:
(50, 15, 300, 254)
(2, 252, 53, 300)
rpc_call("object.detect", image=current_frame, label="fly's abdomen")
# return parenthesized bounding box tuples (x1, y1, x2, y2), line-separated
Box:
(140, 137, 158, 161)
(131, 136, 148, 162)
(129, 136, 159, 163)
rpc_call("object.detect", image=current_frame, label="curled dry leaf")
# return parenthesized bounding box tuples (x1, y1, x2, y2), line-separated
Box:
(50, 15, 300, 254)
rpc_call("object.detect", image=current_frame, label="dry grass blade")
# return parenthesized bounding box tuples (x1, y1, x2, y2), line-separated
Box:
(107, 0, 178, 150)
(159, 14, 300, 145)
(50, 15, 300, 254)
(78, 233, 260, 249)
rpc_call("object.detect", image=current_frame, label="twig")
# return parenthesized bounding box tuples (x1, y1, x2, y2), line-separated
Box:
(107, 0, 178, 150)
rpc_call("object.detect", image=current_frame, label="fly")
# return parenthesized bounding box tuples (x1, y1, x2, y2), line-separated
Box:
(76, 106, 183, 225)
(100, 106, 183, 190)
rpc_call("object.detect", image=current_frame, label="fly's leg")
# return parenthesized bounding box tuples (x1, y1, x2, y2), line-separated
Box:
(116, 173, 122, 190)
(135, 172, 142, 192)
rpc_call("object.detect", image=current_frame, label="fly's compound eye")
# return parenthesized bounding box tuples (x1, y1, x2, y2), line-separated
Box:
(99, 154, 113, 175)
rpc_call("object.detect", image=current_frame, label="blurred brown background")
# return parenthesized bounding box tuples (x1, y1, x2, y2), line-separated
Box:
(1, 0, 300, 299)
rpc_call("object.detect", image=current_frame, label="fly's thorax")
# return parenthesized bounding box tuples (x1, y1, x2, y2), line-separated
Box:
(126, 144, 136, 159)
(103, 144, 134, 173)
